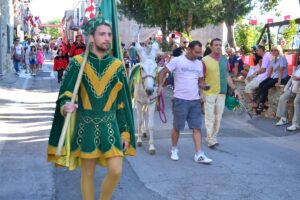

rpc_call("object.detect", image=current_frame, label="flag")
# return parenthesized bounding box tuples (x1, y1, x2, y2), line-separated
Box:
(101, 0, 123, 62)
(249, 19, 257, 25)
(85, 0, 96, 19)
(267, 18, 273, 24)
(284, 15, 291, 21)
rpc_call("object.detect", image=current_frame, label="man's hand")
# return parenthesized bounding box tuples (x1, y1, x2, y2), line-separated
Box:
(63, 102, 78, 115)
(292, 75, 300, 81)
(199, 84, 210, 91)
(122, 140, 129, 151)
(200, 95, 206, 103)
(157, 85, 164, 95)
(234, 90, 242, 100)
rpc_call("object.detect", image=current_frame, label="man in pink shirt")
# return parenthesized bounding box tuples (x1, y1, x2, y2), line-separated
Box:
(158, 41, 212, 164)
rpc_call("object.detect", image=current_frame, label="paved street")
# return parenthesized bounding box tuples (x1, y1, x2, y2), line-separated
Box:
(0, 57, 300, 200)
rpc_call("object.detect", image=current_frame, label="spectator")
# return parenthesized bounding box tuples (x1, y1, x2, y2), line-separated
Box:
(226, 48, 244, 78)
(37, 46, 44, 70)
(172, 37, 189, 57)
(203, 41, 212, 57)
(275, 64, 300, 131)
(11, 38, 24, 75)
(123, 51, 131, 75)
(129, 42, 138, 66)
(29, 46, 37, 76)
(244, 45, 272, 106)
(255, 45, 289, 114)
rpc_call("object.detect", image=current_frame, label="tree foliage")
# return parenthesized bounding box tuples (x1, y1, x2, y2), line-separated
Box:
(119, 0, 281, 50)
(282, 19, 297, 49)
(235, 22, 262, 54)
(211, 0, 280, 49)
(44, 18, 61, 39)
(119, 0, 219, 50)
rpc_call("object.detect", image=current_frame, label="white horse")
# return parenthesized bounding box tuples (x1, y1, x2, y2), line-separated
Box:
(129, 42, 160, 155)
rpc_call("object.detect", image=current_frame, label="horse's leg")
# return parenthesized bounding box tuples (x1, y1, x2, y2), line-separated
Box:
(136, 102, 143, 147)
(141, 106, 147, 138)
(148, 103, 156, 155)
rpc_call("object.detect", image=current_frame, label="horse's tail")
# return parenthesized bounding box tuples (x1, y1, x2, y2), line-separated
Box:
(128, 63, 141, 98)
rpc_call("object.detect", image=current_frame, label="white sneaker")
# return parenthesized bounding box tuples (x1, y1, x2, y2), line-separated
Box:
(170, 148, 179, 161)
(276, 118, 288, 126)
(194, 153, 212, 164)
(287, 124, 300, 131)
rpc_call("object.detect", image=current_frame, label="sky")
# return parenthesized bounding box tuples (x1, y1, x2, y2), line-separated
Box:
(29, 0, 73, 23)
(249, 0, 300, 23)
(29, 0, 300, 23)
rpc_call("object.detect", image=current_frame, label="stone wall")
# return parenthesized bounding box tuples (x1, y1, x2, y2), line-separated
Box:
(233, 79, 295, 121)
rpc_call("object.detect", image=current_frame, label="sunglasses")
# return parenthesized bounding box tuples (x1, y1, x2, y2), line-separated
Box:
(183, 41, 188, 44)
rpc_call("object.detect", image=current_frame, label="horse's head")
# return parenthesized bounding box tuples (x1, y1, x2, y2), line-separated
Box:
(137, 42, 160, 96)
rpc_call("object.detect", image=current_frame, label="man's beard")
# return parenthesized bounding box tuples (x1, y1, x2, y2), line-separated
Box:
(95, 44, 109, 52)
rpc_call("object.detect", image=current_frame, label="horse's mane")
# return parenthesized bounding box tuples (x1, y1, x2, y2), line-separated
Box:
(128, 63, 141, 98)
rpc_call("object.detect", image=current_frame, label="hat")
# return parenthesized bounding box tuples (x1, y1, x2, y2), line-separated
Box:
(83, 10, 111, 35)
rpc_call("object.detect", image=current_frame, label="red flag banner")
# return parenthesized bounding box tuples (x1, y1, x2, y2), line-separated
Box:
(267, 18, 274, 24)
(284, 15, 291, 20)
(250, 19, 257, 25)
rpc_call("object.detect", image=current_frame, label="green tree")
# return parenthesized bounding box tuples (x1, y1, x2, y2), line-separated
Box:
(235, 22, 262, 54)
(44, 18, 61, 39)
(119, 0, 218, 50)
(282, 19, 297, 49)
(212, 0, 280, 49)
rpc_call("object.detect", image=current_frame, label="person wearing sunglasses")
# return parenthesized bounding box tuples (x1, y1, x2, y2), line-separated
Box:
(255, 45, 289, 114)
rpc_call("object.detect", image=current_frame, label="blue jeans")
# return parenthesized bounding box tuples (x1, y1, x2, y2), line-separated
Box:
(13, 60, 21, 73)
(131, 59, 137, 66)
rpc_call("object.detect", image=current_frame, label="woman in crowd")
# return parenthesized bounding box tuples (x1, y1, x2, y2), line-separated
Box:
(255, 45, 289, 114)
(244, 53, 263, 108)
(276, 60, 300, 131)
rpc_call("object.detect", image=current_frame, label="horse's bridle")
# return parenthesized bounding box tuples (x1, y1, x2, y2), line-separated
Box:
(140, 67, 158, 90)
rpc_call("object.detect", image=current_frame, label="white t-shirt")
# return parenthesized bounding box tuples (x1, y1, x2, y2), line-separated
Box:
(256, 52, 272, 82)
(14, 45, 22, 55)
(166, 55, 204, 100)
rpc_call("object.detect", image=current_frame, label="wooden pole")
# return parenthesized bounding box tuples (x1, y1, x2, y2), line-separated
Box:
(56, 41, 91, 156)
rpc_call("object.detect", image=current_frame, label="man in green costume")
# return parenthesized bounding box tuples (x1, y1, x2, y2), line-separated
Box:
(47, 16, 136, 200)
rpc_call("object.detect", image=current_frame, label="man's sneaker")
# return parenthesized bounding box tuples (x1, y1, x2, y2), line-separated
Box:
(276, 118, 288, 126)
(170, 148, 179, 161)
(194, 153, 212, 164)
(287, 124, 300, 131)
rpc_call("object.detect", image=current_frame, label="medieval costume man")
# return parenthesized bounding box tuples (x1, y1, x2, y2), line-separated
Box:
(47, 16, 136, 200)
(69, 35, 86, 57)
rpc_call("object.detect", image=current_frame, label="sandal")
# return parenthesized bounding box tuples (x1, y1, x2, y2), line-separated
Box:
(256, 103, 264, 114)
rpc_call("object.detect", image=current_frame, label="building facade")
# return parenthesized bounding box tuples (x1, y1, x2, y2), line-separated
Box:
(0, 0, 15, 78)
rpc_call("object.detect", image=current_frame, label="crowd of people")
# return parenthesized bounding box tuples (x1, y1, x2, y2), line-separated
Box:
(120, 35, 300, 134)
(11, 34, 87, 82)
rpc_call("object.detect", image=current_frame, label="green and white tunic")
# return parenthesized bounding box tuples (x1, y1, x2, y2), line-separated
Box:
(48, 52, 136, 170)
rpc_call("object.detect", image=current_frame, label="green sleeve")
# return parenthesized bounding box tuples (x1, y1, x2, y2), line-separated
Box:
(57, 58, 80, 116)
